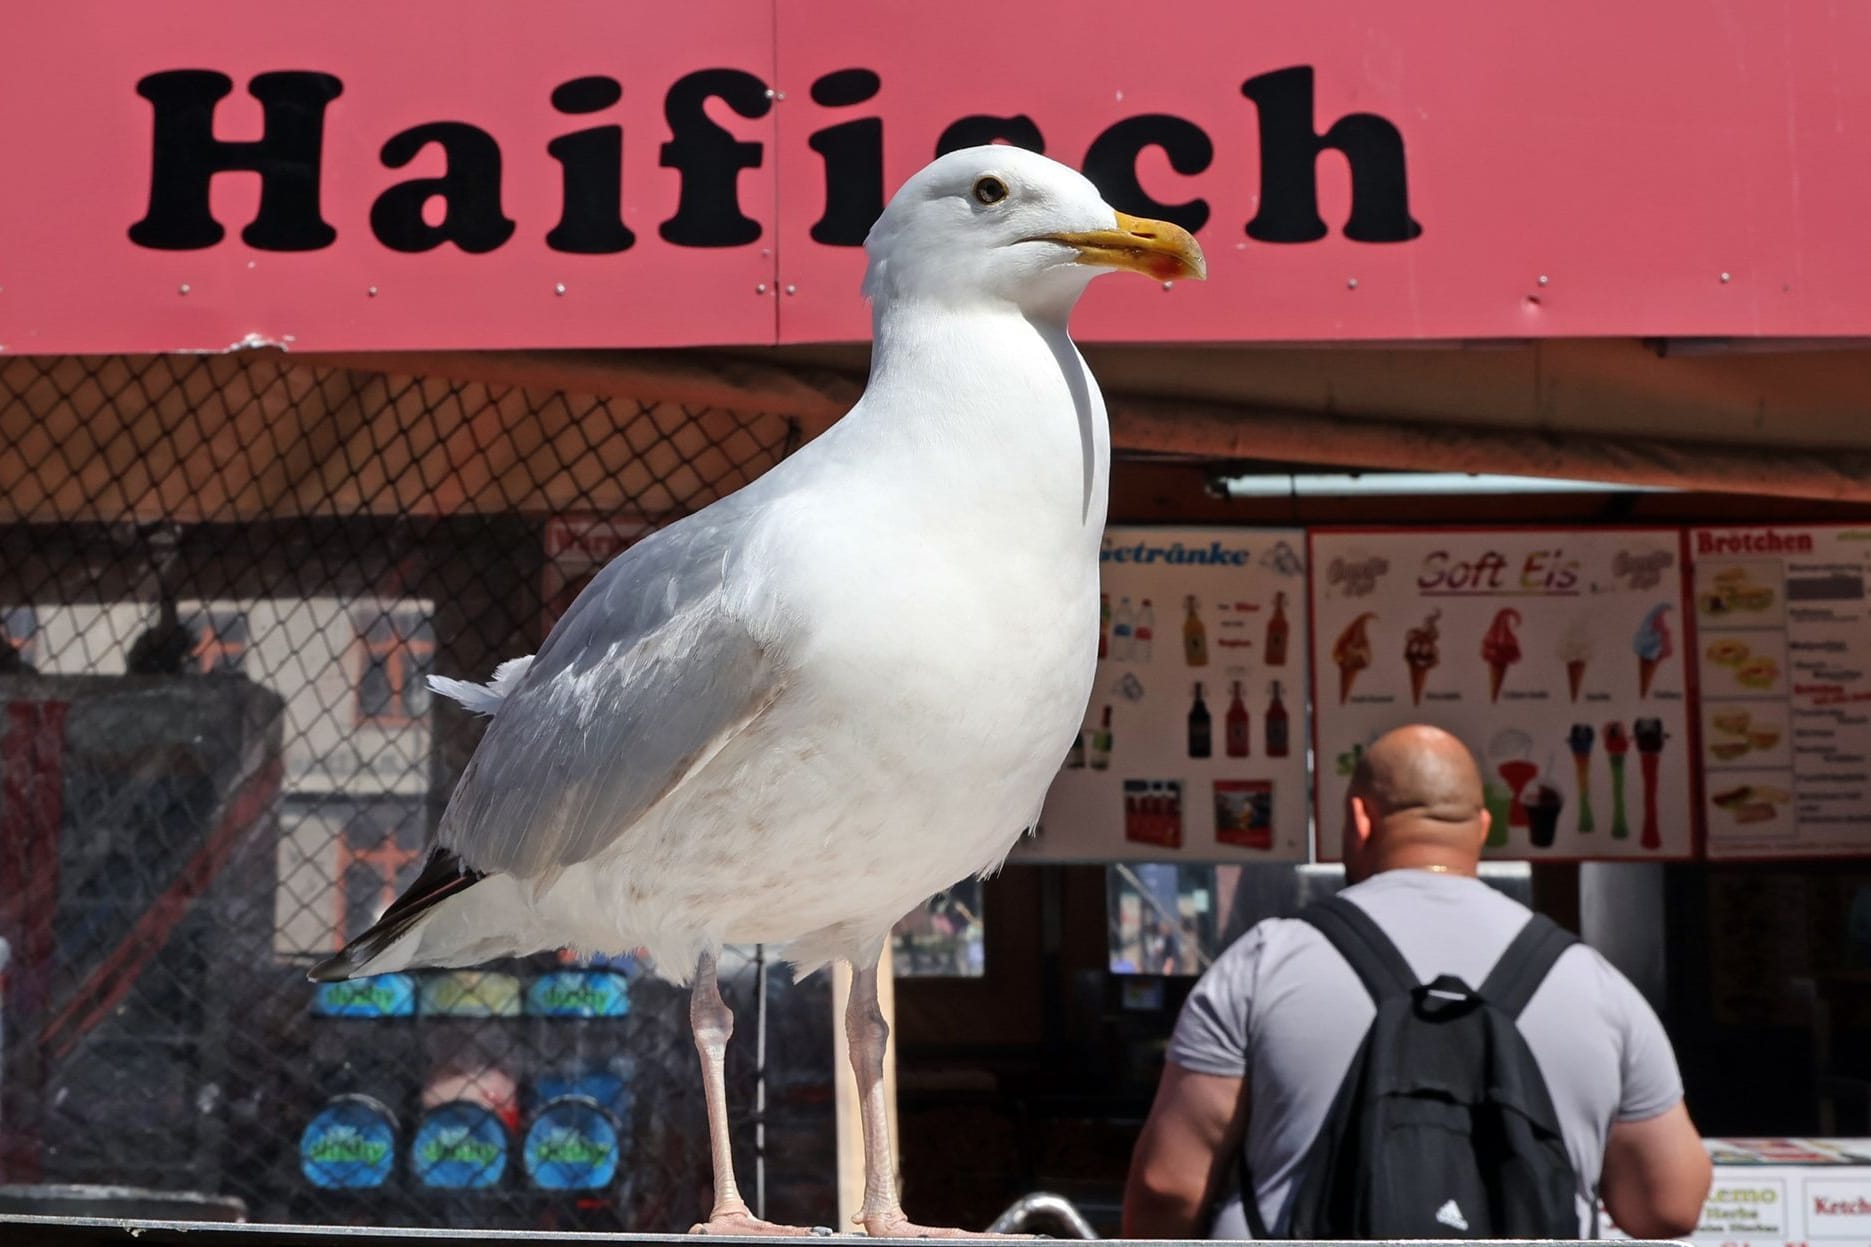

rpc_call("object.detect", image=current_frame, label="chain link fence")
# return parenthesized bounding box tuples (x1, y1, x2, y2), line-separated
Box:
(0, 350, 840, 1229)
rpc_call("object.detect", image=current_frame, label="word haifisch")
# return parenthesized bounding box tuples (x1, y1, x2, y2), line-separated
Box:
(127, 66, 1422, 254)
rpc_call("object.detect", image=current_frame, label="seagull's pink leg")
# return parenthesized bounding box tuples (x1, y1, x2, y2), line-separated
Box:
(687, 951, 813, 1236)
(846, 958, 1028, 1239)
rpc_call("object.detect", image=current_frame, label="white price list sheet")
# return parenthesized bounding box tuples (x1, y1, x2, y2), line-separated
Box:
(1023, 527, 1311, 863)
(1691, 524, 1871, 859)
(1310, 528, 1696, 862)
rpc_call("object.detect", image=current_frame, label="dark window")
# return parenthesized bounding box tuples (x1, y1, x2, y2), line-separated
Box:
(2, 604, 36, 668)
(353, 609, 435, 726)
(189, 608, 249, 675)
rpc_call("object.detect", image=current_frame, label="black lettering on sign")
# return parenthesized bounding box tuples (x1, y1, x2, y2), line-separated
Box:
(371, 123, 516, 253)
(547, 76, 634, 254)
(129, 70, 343, 251)
(808, 69, 883, 246)
(1082, 115, 1214, 234)
(659, 69, 771, 247)
(934, 115, 1045, 156)
(1242, 65, 1422, 243)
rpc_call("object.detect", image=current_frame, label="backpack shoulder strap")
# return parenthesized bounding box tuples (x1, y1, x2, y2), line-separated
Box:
(1479, 912, 1579, 1019)
(1296, 895, 1419, 1003)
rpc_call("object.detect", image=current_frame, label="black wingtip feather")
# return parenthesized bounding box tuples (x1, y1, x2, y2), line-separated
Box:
(304, 847, 486, 983)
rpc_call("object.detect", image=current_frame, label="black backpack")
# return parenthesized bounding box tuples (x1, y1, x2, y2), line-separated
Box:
(1242, 895, 1582, 1240)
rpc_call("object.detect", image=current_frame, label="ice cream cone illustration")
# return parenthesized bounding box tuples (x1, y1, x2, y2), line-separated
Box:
(1558, 617, 1592, 703)
(1633, 604, 1674, 698)
(1403, 609, 1441, 705)
(1332, 612, 1377, 704)
(1604, 721, 1631, 840)
(1634, 717, 1667, 850)
(1567, 724, 1596, 833)
(1481, 608, 1523, 703)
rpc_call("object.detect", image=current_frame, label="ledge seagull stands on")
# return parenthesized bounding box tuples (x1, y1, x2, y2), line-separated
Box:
(311, 146, 1206, 1237)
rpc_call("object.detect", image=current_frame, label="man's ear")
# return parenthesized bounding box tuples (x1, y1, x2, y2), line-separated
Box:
(1475, 807, 1493, 849)
(1350, 794, 1376, 847)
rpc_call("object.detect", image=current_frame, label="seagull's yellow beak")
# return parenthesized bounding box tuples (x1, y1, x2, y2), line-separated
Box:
(1037, 211, 1208, 282)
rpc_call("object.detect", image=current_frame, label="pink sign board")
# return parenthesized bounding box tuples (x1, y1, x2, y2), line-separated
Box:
(4, 1, 1871, 353)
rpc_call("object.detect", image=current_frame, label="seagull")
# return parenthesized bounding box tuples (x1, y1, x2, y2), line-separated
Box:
(310, 145, 1205, 1236)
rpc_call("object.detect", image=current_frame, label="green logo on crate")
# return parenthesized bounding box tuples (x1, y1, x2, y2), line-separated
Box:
(525, 969, 629, 1017)
(328, 982, 397, 1011)
(419, 1130, 503, 1167)
(313, 972, 415, 1018)
(307, 1129, 390, 1166)
(541, 983, 607, 1012)
(533, 1131, 615, 1166)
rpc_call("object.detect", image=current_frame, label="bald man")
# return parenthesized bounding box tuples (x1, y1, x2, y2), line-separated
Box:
(1124, 725, 1710, 1240)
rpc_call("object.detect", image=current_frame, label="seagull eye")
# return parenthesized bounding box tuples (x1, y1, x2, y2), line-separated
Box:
(972, 176, 1009, 206)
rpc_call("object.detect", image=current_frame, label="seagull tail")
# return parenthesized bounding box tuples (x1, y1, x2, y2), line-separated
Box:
(307, 847, 487, 982)
(427, 655, 534, 717)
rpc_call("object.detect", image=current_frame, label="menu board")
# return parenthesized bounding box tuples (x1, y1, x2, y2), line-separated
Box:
(1022, 527, 1310, 863)
(1691, 525, 1871, 859)
(1309, 529, 1695, 861)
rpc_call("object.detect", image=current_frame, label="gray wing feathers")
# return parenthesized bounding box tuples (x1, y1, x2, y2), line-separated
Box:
(436, 509, 777, 878)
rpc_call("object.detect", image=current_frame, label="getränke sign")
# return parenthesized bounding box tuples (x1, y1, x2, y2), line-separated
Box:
(3, 0, 1870, 353)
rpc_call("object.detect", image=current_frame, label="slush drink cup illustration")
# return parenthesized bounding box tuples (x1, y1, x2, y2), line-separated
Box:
(1633, 716, 1667, 850)
(1482, 781, 1512, 847)
(1486, 728, 1534, 841)
(1332, 612, 1377, 703)
(1403, 609, 1441, 705)
(1497, 759, 1539, 830)
(1481, 608, 1522, 702)
(1567, 723, 1596, 833)
(1633, 604, 1673, 697)
(1558, 616, 1592, 702)
(1604, 721, 1631, 840)
(1525, 784, 1565, 850)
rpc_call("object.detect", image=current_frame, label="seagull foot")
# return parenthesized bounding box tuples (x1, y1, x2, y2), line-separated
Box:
(861, 1214, 1032, 1239)
(689, 1210, 819, 1236)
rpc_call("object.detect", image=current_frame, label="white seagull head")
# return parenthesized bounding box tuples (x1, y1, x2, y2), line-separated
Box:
(861, 145, 1206, 318)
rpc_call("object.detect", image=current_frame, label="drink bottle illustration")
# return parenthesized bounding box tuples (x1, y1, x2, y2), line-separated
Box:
(1264, 682, 1290, 758)
(1264, 592, 1289, 666)
(1187, 682, 1212, 758)
(1567, 723, 1596, 833)
(1604, 721, 1631, 839)
(1182, 596, 1208, 667)
(1089, 705, 1113, 771)
(1098, 593, 1110, 660)
(1112, 597, 1134, 662)
(1634, 717, 1667, 850)
(1225, 680, 1250, 757)
(1133, 599, 1155, 663)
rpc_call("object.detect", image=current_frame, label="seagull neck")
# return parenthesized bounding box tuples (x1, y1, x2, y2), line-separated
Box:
(863, 302, 1077, 413)
(850, 300, 1107, 524)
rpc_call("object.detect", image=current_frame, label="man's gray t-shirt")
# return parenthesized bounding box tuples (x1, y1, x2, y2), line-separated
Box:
(1167, 870, 1684, 1237)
